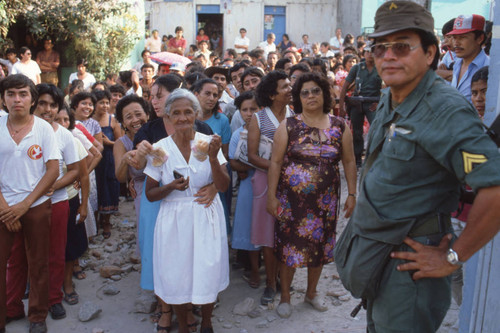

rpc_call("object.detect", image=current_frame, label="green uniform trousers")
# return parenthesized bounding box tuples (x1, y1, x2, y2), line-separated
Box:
(366, 233, 452, 333)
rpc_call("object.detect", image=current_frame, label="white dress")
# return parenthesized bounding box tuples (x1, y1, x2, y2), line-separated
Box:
(144, 133, 229, 305)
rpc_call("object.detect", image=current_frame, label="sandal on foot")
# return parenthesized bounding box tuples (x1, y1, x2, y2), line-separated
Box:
(63, 290, 79, 305)
(102, 231, 111, 239)
(185, 305, 199, 332)
(156, 310, 172, 333)
(304, 295, 328, 312)
(72, 270, 86, 280)
(242, 272, 260, 289)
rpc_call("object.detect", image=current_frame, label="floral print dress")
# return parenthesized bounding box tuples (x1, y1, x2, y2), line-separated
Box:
(275, 114, 345, 268)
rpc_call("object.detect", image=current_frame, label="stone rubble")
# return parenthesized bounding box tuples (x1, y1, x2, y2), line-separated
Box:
(79, 301, 102, 322)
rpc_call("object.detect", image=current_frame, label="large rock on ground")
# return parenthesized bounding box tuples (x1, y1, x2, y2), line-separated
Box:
(134, 293, 158, 313)
(233, 297, 255, 316)
(99, 265, 122, 278)
(79, 301, 102, 322)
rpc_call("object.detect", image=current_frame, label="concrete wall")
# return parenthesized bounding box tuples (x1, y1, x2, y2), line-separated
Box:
(148, 0, 353, 53)
(337, 0, 363, 37)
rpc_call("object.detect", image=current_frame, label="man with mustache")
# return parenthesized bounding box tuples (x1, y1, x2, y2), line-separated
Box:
(335, 2, 500, 332)
(448, 14, 489, 102)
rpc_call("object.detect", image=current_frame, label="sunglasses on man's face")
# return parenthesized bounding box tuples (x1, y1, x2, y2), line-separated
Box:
(370, 42, 420, 58)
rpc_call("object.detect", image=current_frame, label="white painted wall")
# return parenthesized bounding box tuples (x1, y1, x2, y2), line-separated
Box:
(148, 0, 352, 54)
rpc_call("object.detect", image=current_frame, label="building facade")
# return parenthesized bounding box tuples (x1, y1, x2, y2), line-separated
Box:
(147, 0, 363, 53)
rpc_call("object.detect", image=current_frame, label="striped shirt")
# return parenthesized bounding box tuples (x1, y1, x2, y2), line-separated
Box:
(255, 106, 293, 140)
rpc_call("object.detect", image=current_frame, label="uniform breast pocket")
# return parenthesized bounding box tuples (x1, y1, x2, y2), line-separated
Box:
(381, 135, 416, 161)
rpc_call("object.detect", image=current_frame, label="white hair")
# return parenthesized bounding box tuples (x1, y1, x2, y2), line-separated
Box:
(164, 88, 202, 116)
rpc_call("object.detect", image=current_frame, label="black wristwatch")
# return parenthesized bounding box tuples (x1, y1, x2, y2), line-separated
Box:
(446, 248, 465, 266)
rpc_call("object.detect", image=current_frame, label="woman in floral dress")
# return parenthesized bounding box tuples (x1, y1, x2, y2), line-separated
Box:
(267, 73, 357, 318)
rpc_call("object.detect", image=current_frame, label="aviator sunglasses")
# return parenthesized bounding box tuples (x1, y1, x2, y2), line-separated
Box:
(300, 87, 322, 98)
(370, 42, 420, 58)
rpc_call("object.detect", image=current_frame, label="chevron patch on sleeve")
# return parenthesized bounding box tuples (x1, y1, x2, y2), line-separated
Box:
(462, 151, 488, 174)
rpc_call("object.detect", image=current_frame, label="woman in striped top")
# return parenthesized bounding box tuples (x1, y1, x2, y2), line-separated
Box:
(247, 70, 293, 306)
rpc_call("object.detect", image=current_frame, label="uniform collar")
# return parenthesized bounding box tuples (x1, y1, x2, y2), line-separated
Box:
(378, 69, 436, 124)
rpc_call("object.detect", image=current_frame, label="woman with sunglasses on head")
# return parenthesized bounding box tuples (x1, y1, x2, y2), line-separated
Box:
(266, 72, 357, 319)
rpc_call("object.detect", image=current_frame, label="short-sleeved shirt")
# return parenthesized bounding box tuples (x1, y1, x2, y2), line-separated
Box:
(345, 62, 382, 97)
(133, 118, 213, 148)
(72, 126, 93, 150)
(234, 36, 250, 53)
(145, 37, 162, 53)
(168, 38, 187, 52)
(0, 116, 61, 207)
(68, 72, 96, 91)
(66, 137, 88, 200)
(78, 118, 102, 137)
(451, 49, 489, 102)
(357, 70, 500, 224)
(51, 124, 80, 204)
(440, 50, 456, 69)
(329, 37, 344, 49)
(202, 113, 232, 145)
(11, 60, 41, 84)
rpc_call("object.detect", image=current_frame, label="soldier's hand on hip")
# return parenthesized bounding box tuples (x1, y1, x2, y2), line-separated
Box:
(390, 234, 459, 280)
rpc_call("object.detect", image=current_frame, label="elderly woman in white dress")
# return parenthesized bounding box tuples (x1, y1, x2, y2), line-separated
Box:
(144, 89, 230, 333)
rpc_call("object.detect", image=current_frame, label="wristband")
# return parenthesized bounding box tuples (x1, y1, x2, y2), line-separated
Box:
(348, 193, 356, 197)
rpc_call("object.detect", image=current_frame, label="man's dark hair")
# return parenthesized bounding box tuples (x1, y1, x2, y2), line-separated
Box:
(249, 49, 264, 59)
(141, 63, 155, 72)
(292, 72, 332, 114)
(190, 78, 218, 94)
(312, 58, 328, 77)
(320, 42, 329, 48)
(255, 70, 289, 107)
(471, 66, 488, 85)
(186, 62, 205, 75)
(70, 92, 96, 110)
(229, 62, 250, 82)
(69, 79, 84, 95)
(154, 74, 185, 92)
(289, 63, 311, 77)
(225, 48, 238, 59)
(190, 78, 220, 116)
(115, 94, 150, 124)
(415, 30, 440, 70)
(19, 46, 30, 57)
(234, 91, 257, 110)
(342, 54, 360, 68)
(442, 18, 456, 36)
(175, 26, 183, 33)
(91, 81, 108, 91)
(275, 58, 292, 70)
(184, 72, 207, 87)
(241, 67, 265, 85)
(141, 49, 151, 57)
(36, 83, 64, 110)
(118, 71, 133, 88)
(5, 48, 16, 56)
(92, 89, 111, 103)
(0, 74, 38, 113)
(473, 30, 487, 46)
(109, 84, 126, 96)
(343, 45, 358, 55)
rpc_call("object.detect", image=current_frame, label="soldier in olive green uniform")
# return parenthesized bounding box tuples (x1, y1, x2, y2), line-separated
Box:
(335, 2, 500, 332)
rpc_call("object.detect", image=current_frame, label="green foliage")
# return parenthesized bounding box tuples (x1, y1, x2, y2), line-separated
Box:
(0, 0, 142, 79)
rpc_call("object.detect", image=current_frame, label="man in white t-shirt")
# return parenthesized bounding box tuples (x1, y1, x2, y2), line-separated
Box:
(258, 33, 277, 58)
(329, 28, 344, 51)
(234, 28, 250, 54)
(0, 74, 60, 333)
(145, 30, 162, 53)
(6, 83, 80, 323)
(11, 47, 41, 84)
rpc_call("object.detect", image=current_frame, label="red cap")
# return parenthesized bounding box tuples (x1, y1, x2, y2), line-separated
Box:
(447, 14, 485, 35)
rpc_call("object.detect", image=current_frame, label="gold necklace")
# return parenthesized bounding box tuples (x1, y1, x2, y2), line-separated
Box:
(7, 116, 32, 138)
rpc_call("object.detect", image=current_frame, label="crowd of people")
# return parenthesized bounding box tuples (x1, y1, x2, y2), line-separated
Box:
(0, 3, 498, 333)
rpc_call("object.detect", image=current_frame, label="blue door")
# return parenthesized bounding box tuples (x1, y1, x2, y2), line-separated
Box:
(264, 6, 286, 46)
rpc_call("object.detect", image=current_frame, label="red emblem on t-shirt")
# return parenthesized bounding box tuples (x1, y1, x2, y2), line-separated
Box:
(27, 144, 43, 160)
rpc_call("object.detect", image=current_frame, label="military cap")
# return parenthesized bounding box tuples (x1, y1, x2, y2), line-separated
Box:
(369, 1, 434, 38)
